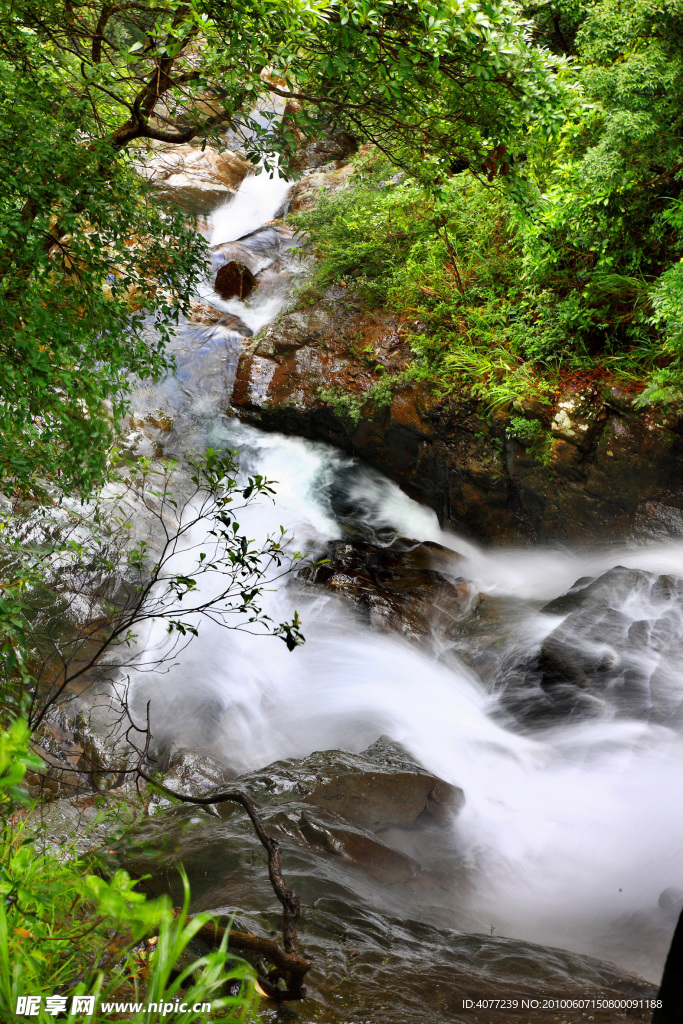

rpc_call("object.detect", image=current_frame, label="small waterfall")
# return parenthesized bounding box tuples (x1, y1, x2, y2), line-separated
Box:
(209, 165, 292, 246)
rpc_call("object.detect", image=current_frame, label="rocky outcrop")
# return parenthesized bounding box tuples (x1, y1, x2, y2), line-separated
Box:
(500, 566, 683, 726)
(231, 288, 683, 545)
(135, 140, 251, 214)
(288, 129, 358, 172)
(187, 301, 252, 334)
(232, 737, 465, 833)
(289, 161, 357, 211)
(117, 736, 466, 906)
(111, 736, 657, 1023)
(301, 537, 481, 643)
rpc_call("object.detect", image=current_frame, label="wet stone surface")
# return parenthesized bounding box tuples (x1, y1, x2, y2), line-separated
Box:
(300, 537, 479, 644)
(231, 286, 683, 546)
(498, 566, 683, 728)
(107, 736, 656, 1024)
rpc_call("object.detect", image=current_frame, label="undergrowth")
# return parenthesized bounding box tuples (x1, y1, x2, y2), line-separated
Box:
(292, 147, 680, 411)
(0, 720, 259, 1023)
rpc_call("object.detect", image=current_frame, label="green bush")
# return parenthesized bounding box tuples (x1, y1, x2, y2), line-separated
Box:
(293, 154, 559, 407)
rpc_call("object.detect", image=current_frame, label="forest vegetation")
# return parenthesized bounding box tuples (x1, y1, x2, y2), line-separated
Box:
(295, 0, 683, 413)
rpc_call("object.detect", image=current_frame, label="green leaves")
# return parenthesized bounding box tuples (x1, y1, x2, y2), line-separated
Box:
(0, 11, 208, 496)
(0, 720, 41, 809)
(0, 0, 575, 496)
(1, 447, 308, 732)
(0, 791, 259, 1022)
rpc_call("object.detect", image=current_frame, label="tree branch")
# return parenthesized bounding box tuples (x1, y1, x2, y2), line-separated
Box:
(136, 769, 310, 999)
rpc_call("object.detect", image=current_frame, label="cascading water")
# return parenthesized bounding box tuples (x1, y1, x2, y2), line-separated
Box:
(127, 166, 683, 988)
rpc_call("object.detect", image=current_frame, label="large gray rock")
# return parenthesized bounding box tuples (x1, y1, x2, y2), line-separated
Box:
(109, 735, 657, 1024)
(500, 566, 683, 726)
(233, 737, 465, 833)
(289, 129, 358, 172)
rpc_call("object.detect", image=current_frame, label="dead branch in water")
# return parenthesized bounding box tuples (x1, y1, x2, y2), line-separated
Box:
(135, 767, 310, 1001)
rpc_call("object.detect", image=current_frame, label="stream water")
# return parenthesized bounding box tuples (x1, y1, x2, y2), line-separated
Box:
(127, 167, 683, 993)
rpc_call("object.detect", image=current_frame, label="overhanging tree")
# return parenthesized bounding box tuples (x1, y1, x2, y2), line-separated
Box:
(0, 0, 570, 495)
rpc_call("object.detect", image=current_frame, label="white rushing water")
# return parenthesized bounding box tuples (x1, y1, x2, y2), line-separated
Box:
(129, 168, 683, 984)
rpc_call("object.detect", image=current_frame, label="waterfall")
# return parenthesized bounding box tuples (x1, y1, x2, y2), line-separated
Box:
(127, 168, 683, 984)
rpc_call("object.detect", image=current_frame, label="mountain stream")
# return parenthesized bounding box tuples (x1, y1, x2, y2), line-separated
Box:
(118, 166, 683, 1019)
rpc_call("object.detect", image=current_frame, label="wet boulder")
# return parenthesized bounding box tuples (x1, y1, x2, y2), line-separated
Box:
(214, 260, 256, 300)
(111, 736, 466, 925)
(506, 566, 683, 725)
(237, 737, 465, 834)
(298, 809, 421, 883)
(111, 772, 656, 1024)
(301, 537, 480, 643)
(303, 766, 464, 833)
(135, 142, 251, 214)
(159, 746, 235, 798)
(187, 301, 252, 334)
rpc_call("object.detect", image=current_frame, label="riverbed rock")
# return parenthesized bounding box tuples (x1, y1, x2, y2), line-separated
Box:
(301, 537, 480, 643)
(188, 301, 253, 334)
(129, 408, 174, 432)
(30, 688, 139, 801)
(289, 162, 356, 212)
(159, 746, 236, 797)
(111, 766, 657, 1024)
(289, 129, 358, 172)
(110, 736, 466, 931)
(236, 737, 465, 833)
(501, 566, 683, 726)
(303, 766, 464, 832)
(231, 287, 683, 545)
(136, 141, 251, 214)
(298, 809, 421, 883)
(214, 260, 256, 300)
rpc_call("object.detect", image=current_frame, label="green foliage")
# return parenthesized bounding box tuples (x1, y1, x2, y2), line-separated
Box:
(294, 154, 561, 405)
(0, 724, 259, 1022)
(0, 0, 574, 494)
(0, 719, 42, 809)
(523, 0, 590, 54)
(518, 0, 683, 392)
(295, 0, 683, 409)
(308, 0, 575, 182)
(0, 11, 208, 493)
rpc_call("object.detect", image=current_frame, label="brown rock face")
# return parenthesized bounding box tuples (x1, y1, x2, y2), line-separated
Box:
(289, 130, 358, 172)
(135, 142, 251, 214)
(298, 810, 421, 883)
(187, 300, 252, 334)
(214, 260, 256, 300)
(304, 770, 464, 832)
(231, 289, 683, 545)
(302, 538, 479, 643)
(236, 737, 465, 835)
